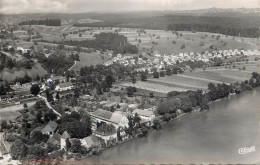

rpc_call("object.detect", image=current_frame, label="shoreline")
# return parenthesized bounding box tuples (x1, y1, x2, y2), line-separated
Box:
(84, 88, 257, 160)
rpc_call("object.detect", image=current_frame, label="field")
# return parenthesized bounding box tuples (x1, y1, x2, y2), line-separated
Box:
(121, 68, 257, 95)
(0, 63, 47, 82)
(70, 52, 110, 72)
(20, 25, 259, 55)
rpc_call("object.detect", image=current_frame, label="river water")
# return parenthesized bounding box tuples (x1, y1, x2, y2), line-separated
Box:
(86, 88, 260, 164)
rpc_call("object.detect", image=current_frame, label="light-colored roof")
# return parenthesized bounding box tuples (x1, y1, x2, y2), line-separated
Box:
(132, 109, 155, 117)
(42, 121, 58, 133)
(61, 131, 70, 139)
(91, 109, 125, 124)
(57, 82, 73, 88)
(110, 113, 125, 124)
(82, 136, 95, 148)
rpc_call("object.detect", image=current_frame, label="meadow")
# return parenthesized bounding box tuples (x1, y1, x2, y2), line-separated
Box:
(20, 25, 259, 55)
(69, 52, 110, 72)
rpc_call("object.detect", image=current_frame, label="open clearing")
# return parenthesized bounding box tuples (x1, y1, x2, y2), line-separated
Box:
(70, 52, 110, 72)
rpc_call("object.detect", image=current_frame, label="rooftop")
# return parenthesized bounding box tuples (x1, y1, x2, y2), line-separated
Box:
(132, 109, 155, 117)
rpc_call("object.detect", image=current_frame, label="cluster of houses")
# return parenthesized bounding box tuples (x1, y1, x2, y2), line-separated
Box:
(2, 45, 31, 54)
(104, 49, 260, 69)
(0, 105, 157, 156)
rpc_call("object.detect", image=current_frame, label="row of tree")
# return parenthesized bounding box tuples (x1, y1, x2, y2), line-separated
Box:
(19, 19, 61, 26)
(167, 24, 260, 38)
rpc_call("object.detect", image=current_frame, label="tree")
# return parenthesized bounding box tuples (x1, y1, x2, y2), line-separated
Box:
(166, 68, 172, 76)
(160, 71, 165, 77)
(56, 92, 60, 100)
(133, 113, 141, 127)
(35, 74, 40, 81)
(30, 84, 40, 96)
(105, 74, 114, 88)
(70, 139, 82, 153)
(140, 72, 147, 81)
(131, 76, 137, 84)
(1, 120, 8, 130)
(23, 103, 28, 110)
(153, 71, 159, 78)
(117, 128, 122, 141)
(45, 89, 54, 102)
(153, 117, 162, 130)
(65, 138, 71, 150)
(74, 88, 80, 98)
(127, 86, 136, 97)
(58, 121, 92, 138)
(180, 44, 185, 49)
(149, 92, 154, 98)
(10, 139, 28, 160)
(29, 130, 49, 144)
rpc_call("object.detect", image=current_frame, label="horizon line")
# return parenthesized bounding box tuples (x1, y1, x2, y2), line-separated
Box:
(1, 7, 260, 15)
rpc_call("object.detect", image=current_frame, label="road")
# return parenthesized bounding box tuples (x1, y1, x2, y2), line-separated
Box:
(38, 95, 61, 117)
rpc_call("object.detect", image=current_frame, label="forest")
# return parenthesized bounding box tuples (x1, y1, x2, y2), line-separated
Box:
(19, 19, 61, 26)
(167, 24, 260, 38)
(74, 14, 260, 38)
(64, 32, 138, 54)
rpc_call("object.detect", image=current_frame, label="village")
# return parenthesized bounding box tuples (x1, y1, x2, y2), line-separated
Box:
(1, 10, 260, 163)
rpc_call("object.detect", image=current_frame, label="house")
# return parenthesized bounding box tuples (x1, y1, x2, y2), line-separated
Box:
(132, 109, 155, 125)
(42, 121, 58, 135)
(46, 133, 61, 147)
(47, 76, 66, 84)
(128, 104, 138, 111)
(10, 82, 32, 91)
(91, 109, 129, 130)
(80, 95, 91, 101)
(80, 135, 101, 149)
(60, 131, 70, 150)
(55, 82, 73, 91)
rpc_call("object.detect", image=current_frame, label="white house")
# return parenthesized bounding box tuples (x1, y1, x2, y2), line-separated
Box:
(132, 108, 156, 125)
(91, 109, 129, 130)
(60, 131, 70, 150)
(55, 82, 73, 91)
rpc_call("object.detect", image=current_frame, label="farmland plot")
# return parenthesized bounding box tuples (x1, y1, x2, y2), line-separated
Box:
(121, 81, 188, 94)
(148, 74, 213, 90)
(183, 70, 246, 83)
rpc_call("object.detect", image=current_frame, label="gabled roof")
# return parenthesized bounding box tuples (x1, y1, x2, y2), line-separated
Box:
(61, 131, 70, 139)
(110, 113, 125, 124)
(82, 136, 95, 148)
(52, 133, 61, 142)
(91, 109, 113, 120)
(57, 82, 73, 88)
(132, 109, 155, 117)
(91, 109, 125, 124)
(42, 121, 58, 133)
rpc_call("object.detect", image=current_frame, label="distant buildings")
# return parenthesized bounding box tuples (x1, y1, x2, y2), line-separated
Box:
(10, 82, 32, 91)
(47, 76, 66, 84)
(55, 82, 73, 91)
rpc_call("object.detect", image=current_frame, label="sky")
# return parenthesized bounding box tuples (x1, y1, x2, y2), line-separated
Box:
(0, 0, 260, 14)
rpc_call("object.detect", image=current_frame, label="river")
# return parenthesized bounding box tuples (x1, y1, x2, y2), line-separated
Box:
(85, 88, 260, 164)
